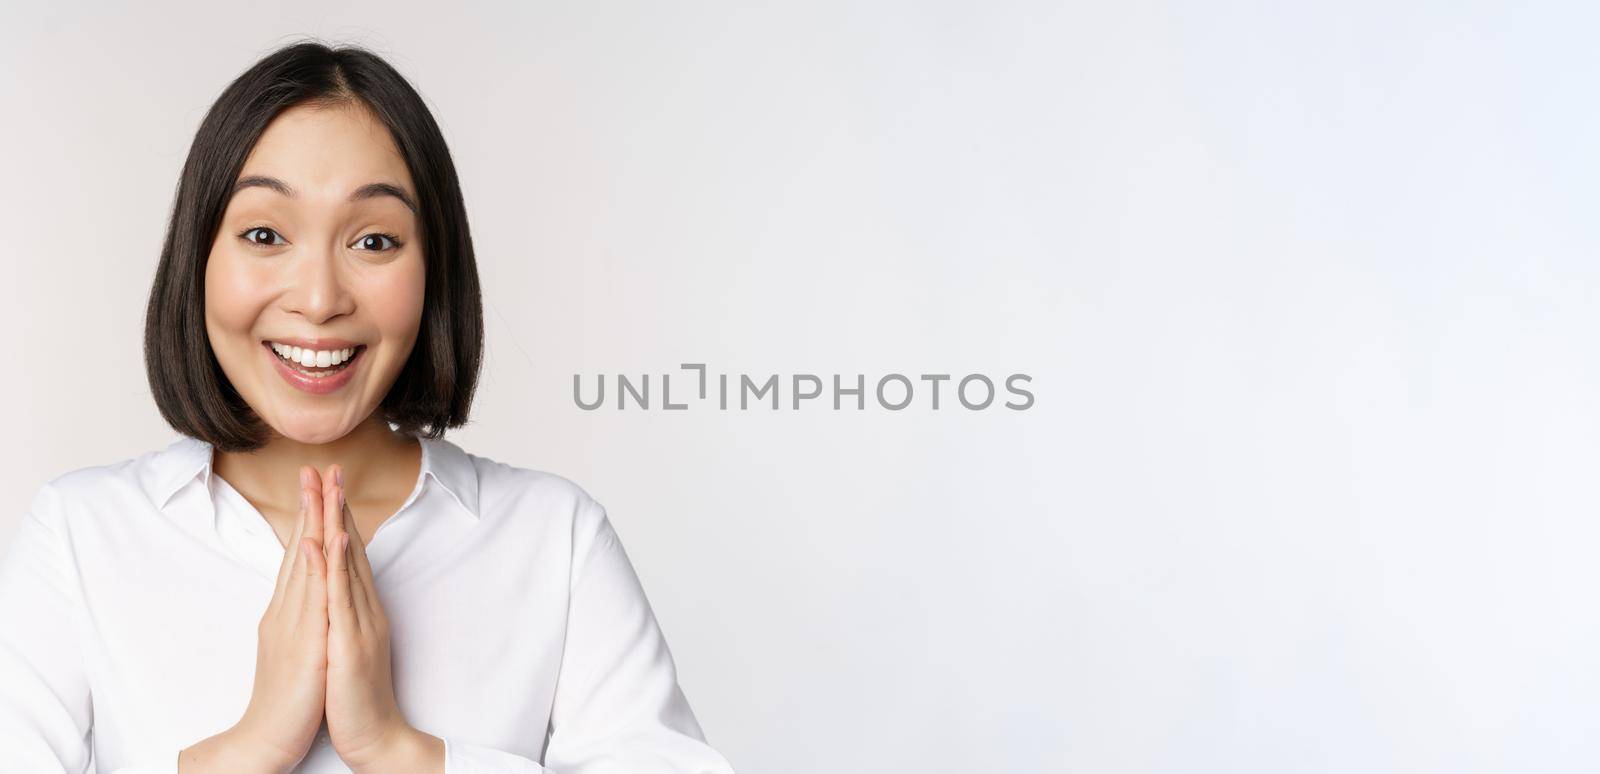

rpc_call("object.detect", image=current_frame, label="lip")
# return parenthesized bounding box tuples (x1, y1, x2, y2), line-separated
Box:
(263, 340, 365, 395)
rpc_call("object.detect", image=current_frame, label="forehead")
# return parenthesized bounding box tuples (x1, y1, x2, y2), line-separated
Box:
(235, 102, 414, 202)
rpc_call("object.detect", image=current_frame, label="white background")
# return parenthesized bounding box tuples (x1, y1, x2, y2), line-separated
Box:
(3, 1, 1597, 771)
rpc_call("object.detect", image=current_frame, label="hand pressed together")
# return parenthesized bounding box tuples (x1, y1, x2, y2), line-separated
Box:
(204, 465, 444, 774)
(317, 464, 444, 772)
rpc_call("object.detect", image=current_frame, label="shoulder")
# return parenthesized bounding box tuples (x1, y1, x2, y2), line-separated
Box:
(15, 439, 201, 549)
(442, 440, 614, 546)
(449, 445, 633, 589)
(30, 438, 198, 519)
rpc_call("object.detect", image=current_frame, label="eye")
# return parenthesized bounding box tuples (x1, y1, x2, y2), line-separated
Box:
(238, 226, 286, 248)
(353, 232, 404, 252)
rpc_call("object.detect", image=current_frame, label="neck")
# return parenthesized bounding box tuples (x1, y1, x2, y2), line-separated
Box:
(213, 414, 422, 534)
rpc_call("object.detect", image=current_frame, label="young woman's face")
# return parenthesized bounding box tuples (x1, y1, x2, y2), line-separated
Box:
(205, 101, 425, 445)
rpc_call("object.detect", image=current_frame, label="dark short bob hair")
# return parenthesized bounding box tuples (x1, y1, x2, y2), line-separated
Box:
(144, 40, 483, 452)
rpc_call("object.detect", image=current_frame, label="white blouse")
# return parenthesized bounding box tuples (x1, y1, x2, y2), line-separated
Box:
(0, 435, 734, 773)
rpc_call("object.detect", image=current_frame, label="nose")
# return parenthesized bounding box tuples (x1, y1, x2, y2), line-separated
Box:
(281, 245, 355, 324)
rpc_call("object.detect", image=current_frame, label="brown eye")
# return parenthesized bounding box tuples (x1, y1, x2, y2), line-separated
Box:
(239, 226, 286, 247)
(354, 233, 402, 251)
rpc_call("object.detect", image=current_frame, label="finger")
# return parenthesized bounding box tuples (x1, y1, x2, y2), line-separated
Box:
(324, 471, 371, 628)
(304, 466, 326, 550)
(327, 531, 358, 636)
(300, 535, 328, 626)
(320, 465, 346, 599)
(286, 530, 309, 619)
(322, 464, 346, 571)
(270, 470, 316, 615)
(283, 467, 322, 614)
(323, 464, 343, 548)
(339, 492, 375, 588)
(335, 497, 374, 626)
(278, 470, 321, 620)
(341, 496, 381, 621)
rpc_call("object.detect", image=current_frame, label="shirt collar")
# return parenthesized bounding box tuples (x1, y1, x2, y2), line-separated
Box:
(420, 435, 481, 520)
(141, 434, 481, 520)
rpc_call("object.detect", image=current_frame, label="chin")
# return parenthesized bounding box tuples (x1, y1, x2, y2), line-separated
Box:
(269, 415, 358, 445)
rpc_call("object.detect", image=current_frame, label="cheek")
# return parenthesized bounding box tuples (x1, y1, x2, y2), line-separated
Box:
(364, 257, 427, 344)
(203, 249, 272, 342)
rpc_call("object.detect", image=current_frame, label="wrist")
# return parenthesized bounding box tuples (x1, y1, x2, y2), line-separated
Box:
(231, 723, 305, 774)
(180, 723, 299, 774)
(347, 722, 445, 774)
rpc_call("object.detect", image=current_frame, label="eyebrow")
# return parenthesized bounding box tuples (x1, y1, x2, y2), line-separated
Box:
(231, 175, 419, 216)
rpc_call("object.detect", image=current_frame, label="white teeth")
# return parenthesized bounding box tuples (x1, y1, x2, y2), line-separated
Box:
(267, 342, 360, 375)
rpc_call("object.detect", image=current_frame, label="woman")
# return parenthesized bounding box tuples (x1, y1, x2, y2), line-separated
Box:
(0, 41, 734, 773)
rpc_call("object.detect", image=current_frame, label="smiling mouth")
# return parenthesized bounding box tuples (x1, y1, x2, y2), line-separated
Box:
(262, 341, 366, 378)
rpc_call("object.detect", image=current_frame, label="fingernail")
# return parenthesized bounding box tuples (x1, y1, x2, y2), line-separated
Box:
(339, 487, 346, 510)
(300, 468, 311, 487)
(335, 467, 343, 487)
(301, 491, 309, 511)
